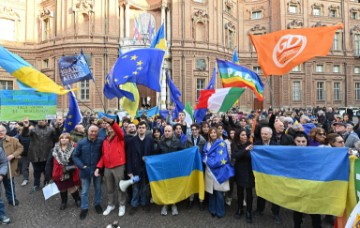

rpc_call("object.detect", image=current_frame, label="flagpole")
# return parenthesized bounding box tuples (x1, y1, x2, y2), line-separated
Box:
(266, 77, 273, 108)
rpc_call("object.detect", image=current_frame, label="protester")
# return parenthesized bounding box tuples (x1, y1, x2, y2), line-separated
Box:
(95, 117, 126, 217)
(224, 128, 236, 207)
(46, 133, 80, 210)
(16, 122, 31, 187)
(0, 125, 23, 206)
(126, 121, 154, 215)
(72, 125, 103, 220)
(71, 124, 86, 143)
(345, 123, 359, 148)
(308, 127, 327, 146)
(0, 147, 11, 224)
(200, 121, 210, 141)
(202, 127, 233, 218)
(174, 123, 187, 145)
(231, 129, 254, 223)
(23, 119, 59, 193)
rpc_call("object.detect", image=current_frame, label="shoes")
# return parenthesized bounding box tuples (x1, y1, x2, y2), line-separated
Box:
(211, 213, 216, 218)
(150, 197, 154, 204)
(71, 190, 81, 207)
(95, 204, 103, 214)
(199, 202, 205, 211)
(118, 205, 125, 217)
(142, 204, 150, 212)
(171, 204, 178, 216)
(21, 180, 29, 186)
(29, 186, 39, 194)
(253, 210, 263, 217)
(8, 199, 19, 206)
(273, 214, 282, 224)
(234, 208, 244, 219)
(129, 206, 137, 215)
(246, 211, 253, 223)
(225, 197, 232, 206)
(80, 209, 88, 220)
(0, 215, 10, 224)
(243, 199, 247, 207)
(187, 200, 193, 209)
(161, 205, 168, 216)
(324, 215, 334, 225)
(103, 205, 115, 216)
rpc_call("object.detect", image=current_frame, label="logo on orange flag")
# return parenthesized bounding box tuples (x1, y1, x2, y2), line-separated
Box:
(249, 24, 343, 76)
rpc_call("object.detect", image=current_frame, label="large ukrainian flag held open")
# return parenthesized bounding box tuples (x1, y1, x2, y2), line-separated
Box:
(145, 147, 205, 205)
(251, 146, 349, 216)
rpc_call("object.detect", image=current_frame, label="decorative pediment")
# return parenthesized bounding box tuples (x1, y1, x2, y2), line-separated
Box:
(251, 5, 264, 12)
(328, 4, 340, 11)
(351, 25, 360, 34)
(192, 9, 209, 23)
(249, 24, 266, 33)
(225, 0, 234, 9)
(73, 0, 94, 14)
(287, 19, 303, 29)
(312, 21, 326, 27)
(0, 7, 20, 20)
(350, 8, 360, 13)
(40, 8, 54, 19)
(225, 21, 236, 31)
(287, 0, 301, 13)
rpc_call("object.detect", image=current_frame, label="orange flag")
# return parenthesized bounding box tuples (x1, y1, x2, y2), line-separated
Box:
(249, 24, 343, 76)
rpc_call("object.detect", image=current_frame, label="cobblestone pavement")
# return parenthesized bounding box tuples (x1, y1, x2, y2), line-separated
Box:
(3, 170, 334, 228)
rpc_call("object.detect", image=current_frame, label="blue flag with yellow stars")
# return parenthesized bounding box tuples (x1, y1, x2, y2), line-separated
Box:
(111, 48, 165, 92)
(166, 71, 184, 119)
(103, 66, 135, 101)
(202, 139, 234, 184)
(63, 87, 82, 133)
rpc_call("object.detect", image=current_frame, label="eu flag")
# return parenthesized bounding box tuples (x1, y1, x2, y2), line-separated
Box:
(166, 71, 184, 119)
(63, 88, 82, 133)
(112, 48, 165, 92)
(103, 66, 135, 101)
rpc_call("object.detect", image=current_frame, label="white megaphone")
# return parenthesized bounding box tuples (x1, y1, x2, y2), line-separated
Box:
(119, 176, 140, 192)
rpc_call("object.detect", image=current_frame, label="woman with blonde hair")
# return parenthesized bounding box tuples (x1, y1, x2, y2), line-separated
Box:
(46, 133, 80, 210)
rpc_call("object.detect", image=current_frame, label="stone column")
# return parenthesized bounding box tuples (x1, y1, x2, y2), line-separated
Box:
(125, 3, 130, 38)
(119, 4, 124, 38)
(160, 64, 167, 110)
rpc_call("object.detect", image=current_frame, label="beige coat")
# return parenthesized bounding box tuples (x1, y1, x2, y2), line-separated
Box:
(2, 136, 23, 177)
(204, 166, 229, 194)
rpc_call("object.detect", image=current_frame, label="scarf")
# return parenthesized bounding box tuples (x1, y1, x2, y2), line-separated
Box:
(52, 142, 75, 165)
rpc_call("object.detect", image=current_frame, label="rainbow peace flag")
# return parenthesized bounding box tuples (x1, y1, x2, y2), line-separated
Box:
(145, 147, 204, 205)
(251, 146, 349, 216)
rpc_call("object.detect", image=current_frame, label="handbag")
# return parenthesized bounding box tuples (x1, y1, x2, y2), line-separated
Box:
(63, 165, 76, 173)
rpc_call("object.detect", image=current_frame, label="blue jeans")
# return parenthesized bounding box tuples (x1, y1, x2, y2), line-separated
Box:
(0, 184, 5, 216)
(80, 175, 102, 210)
(131, 179, 148, 208)
(2, 177, 16, 204)
(209, 190, 225, 217)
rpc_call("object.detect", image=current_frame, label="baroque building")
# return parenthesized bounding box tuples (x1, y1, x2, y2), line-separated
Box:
(1, 0, 360, 113)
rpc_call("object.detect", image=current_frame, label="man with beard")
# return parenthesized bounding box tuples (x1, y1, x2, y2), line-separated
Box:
(71, 124, 86, 143)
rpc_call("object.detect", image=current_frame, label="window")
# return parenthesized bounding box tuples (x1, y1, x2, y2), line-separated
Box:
(289, 5, 298, 14)
(332, 32, 341, 51)
(42, 18, 50, 41)
(253, 66, 262, 74)
(355, 66, 360, 74)
(355, 34, 360, 56)
(313, 8, 321, 16)
(196, 78, 205, 100)
(228, 29, 234, 49)
(0, 18, 15, 41)
(251, 11, 262, 20)
(292, 81, 301, 101)
(356, 83, 360, 100)
(292, 65, 301, 72)
(316, 64, 324, 72)
(333, 82, 341, 100)
(333, 65, 340, 73)
(317, 82, 325, 101)
(330, 9, 337, 17)
(351, 12, 358, 20)
(0, 80, 13, 90)
(42, 59, 49, 69)
(80, 80, 90, 101)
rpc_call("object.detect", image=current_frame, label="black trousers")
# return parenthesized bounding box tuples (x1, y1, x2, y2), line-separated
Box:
(237, 186, 253, 212)
(256, 196, 280, 215)
(293, 211, 322, 228)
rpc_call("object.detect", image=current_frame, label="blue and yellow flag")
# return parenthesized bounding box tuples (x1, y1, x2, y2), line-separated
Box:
(150, 22, 166, 50)
(144, 147, 204, 205)
(0, 46, 71, 95)
(63, 88, 82, 133)
(251, 146, 349, 216)
(111, 48, 165, 92)
(119, 82, 139, 121)
(103, 66, 135, 101)
(166, 71, 184, 119)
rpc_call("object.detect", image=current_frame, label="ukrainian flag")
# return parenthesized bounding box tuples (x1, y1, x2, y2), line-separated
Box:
(145, 147, 205, 205)
(251, 146, 349, 216)
(150, 22, 166, 50)
(0, 46, 71, 95)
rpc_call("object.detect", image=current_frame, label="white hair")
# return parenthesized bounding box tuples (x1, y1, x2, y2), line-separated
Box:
(0, 125, 7, 133)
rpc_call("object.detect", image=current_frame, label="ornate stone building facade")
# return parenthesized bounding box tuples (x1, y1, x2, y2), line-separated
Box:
(1, 0, 360, 113)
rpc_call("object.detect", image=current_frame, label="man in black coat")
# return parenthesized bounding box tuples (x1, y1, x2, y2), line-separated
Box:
(126, 121, 154, 215)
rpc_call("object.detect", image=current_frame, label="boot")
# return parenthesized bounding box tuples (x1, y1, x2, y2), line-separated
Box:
(246, 211, 253, 223)
(71, 190, 81, 207)
(234, 207, 244, 219)
(60, 191, 68, 210)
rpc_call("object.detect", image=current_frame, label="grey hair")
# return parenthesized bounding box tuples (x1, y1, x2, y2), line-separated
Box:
(300, 115, 311, 123)
(0, 125, 7, 133)
(261, 126, 273, 135)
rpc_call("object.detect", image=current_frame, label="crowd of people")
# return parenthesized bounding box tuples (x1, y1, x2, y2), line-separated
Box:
(0, 105, 358, 227)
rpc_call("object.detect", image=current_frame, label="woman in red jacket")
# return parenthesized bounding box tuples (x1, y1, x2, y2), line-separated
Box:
(50, 133, 80, 210)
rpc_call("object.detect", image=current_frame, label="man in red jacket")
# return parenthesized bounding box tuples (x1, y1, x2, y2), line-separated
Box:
(95, 117, 126, 217)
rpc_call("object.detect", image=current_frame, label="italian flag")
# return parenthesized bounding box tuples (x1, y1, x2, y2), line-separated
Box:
(195, 87, 245, 113)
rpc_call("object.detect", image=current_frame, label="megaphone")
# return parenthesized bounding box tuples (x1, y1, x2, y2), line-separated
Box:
(119, 176, 140, 192)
